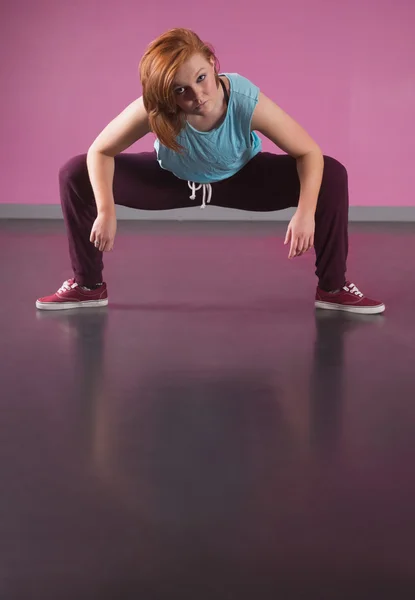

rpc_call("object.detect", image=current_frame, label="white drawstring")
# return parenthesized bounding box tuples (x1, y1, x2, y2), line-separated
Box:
(188, 181, 212, 209)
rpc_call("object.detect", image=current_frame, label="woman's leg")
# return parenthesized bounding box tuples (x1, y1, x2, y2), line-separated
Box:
(59, 149, 348, 289)
(59, 151, 194, 287)
(212, 152, 349, 291)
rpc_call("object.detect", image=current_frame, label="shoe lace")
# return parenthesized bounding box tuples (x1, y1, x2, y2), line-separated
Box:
(58, 279, 79, 294)
(343, 282, 363, 298)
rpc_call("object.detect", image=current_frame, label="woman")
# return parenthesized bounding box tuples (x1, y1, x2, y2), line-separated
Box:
(36, 28, 385, 314)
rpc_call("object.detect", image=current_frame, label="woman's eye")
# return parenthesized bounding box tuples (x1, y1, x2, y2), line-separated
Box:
(175, 74, 206, 95)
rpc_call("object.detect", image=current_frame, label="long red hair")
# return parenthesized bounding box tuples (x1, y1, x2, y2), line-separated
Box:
(139, 28, 220, 153)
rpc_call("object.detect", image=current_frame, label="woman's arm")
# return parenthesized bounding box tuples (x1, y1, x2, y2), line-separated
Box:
(251, 92, 324, 215)
(87, 96, 151, 215)
(89, 96, 151, 156)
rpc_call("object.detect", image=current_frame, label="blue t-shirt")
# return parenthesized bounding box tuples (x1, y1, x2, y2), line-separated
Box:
(154, 73, 262, 184)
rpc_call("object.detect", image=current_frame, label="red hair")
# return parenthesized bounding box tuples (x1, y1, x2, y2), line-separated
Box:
(139, 28, 220, 153)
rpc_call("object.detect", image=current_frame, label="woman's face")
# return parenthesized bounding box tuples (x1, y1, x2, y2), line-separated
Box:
(172, 53, 219, 116)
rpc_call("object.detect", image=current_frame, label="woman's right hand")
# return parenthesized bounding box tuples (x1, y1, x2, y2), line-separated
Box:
(90, 212, 117, 252)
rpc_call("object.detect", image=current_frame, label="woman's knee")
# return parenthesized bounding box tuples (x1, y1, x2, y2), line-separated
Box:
(322, 155, 348, 185)
(59, 153, 88, 185)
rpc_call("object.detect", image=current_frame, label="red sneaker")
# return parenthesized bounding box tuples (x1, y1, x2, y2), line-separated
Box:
(315, 281, 385, 314)
(36, 279, 108, 311)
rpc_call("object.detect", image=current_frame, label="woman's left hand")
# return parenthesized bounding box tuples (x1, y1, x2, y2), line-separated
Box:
(284, 209, 315, 259)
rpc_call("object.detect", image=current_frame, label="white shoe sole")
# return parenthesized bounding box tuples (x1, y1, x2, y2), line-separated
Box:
(36, 298, 108, 311)
(315, 300, 385, 315)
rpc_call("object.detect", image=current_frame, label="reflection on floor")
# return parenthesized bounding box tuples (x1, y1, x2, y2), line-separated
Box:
(1, 220, 415, 598)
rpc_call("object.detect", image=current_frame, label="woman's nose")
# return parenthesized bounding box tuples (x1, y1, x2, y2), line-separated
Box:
(190, 88, 201, 101)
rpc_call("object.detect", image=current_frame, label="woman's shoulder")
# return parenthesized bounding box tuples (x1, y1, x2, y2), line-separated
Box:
(221, 73, 260, 98)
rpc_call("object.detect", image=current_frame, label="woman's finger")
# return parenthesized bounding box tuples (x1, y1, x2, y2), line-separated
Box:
(301, 240, 310, 254)
(295, 238, 305, 256)
(306, 236, 314, 252)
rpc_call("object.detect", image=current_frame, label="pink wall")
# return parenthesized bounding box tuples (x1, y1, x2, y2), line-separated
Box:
(1, 0, 413, 206)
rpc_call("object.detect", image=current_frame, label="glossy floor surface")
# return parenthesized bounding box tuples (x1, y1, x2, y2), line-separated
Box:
(1, 220, 415, 599)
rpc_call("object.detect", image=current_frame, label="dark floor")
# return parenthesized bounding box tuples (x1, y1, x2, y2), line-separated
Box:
(1, 219, 415, 599)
